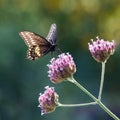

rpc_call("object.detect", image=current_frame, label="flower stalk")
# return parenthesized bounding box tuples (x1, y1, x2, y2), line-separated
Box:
(67, 77, 120, 120)
(98, 61, 106, 101)
(97, 101, 120, 120)
(67, 76, 97, 102)
(57, 102, 97, 107)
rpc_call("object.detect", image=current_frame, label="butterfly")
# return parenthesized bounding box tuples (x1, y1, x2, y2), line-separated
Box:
(19, 23, 57, 60)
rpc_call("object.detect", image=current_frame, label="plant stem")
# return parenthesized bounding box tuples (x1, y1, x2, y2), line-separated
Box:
(67, 77, 98, 102)
(98, 62, 106, 100)
(98, 101, 120, 120)
(58, 102, 96, 107)
(67, 77, 120, 120)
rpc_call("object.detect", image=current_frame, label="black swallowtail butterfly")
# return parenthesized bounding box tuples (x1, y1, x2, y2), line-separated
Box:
(19, 23, 57, 60)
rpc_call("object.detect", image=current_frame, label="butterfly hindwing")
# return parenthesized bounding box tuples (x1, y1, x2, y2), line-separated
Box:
(27, 45, 51, 60)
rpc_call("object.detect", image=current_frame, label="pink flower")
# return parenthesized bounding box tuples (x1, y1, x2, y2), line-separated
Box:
(88, 36, 115, 63)
(47, 53, 76, 83)
(38, 86, 59, 115)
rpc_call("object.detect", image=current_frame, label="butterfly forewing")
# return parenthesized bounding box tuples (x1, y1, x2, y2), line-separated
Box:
(46, 23, 57, 45)
(19, 31, 50, 47)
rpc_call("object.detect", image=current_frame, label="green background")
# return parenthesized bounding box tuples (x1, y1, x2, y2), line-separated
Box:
(0, 0, 120, 120)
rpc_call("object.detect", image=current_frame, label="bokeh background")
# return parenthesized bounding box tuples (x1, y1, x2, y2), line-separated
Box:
(0, 0, 120, 120)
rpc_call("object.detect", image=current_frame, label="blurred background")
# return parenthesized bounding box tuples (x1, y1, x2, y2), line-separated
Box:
(0, 0, 120, 120)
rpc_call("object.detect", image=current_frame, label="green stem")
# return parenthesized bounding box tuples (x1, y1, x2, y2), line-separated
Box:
(67, 77, 120, 120)
(98, 101, 120, 120)
(98, 62, 106, 100)
(58, 102, 96, 107)
(67, 77, 98, 102)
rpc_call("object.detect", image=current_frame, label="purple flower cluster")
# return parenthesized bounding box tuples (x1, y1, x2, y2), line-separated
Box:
(38, 86, 59, 115)
(38, 37, 116, 115)
(47, 53, 76, 83)
(88, 36, 115, 62)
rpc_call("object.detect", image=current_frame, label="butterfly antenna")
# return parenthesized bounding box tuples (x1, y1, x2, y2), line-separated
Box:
(50, 51, 55, 58)
(57, 48, 62, 54)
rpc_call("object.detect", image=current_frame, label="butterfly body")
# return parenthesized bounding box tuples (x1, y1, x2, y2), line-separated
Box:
(19, 23, 57, 60)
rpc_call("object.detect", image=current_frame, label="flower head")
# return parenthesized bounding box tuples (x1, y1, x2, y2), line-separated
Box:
(38, 86, 59, 115)
(88, 36, 115, 63)
(47, 53, 76, 83)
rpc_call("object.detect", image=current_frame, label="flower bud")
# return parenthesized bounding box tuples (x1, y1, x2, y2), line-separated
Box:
(38, 86, 59, 115)
(47, 53, 76, 83)
(88, 36, 115, 63)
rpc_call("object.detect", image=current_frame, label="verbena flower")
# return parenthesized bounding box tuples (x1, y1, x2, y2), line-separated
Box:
(88, 36, 115, 63)
(47, 53, 76, 83)
(38, 86, 59, 115)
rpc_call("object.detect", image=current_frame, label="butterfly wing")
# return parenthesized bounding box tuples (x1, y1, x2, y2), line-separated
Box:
(19, 31, 52, 60)
(46, 23, 57, 45)
(27, 45, 51, 60)
(19, 31, 50, 47)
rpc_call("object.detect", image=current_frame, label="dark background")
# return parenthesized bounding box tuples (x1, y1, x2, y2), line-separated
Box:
(0, 0, 120, 120)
